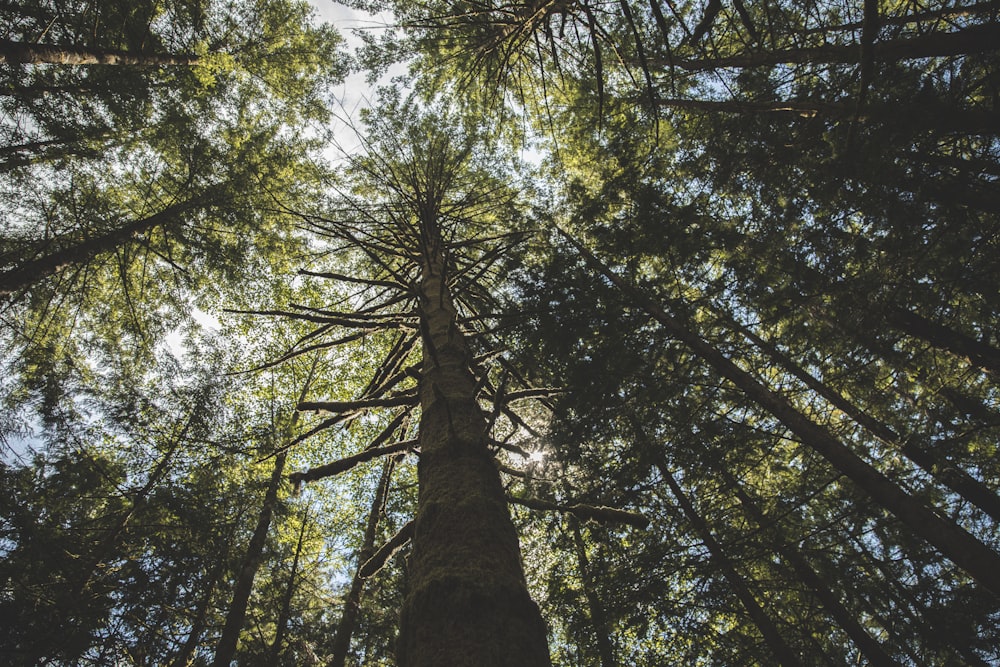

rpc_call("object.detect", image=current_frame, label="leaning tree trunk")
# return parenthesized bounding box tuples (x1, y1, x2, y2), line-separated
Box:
(0, 191, 217, 296)
(571, 520, 617, 667)
(267, 509, 310, 667)
(211, 449, 287, 667)
(0, 39, 200, 65)
(719, 469, 902, 667)
(564, 230, 1000, 597)
(723, 311, 1000, 522)
(329, 458, 395, 667)
(654, 458, 803, 667)
(396, 215, 551, 667)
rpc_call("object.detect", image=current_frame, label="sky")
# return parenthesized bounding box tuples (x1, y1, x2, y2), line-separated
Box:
(305, 2, 405, 158)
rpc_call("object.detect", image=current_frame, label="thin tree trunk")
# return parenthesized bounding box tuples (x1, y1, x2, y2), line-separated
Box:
(563, 229, 1000, 596)
(0, 39, 200, 65)
(266, 509, 310, 667)
(173, 553, 229, 667)
(650, 23, 1000, 70)
(720, 469, 901, 666)
(724, 312, 1000, 522)
(212, 360, 319, 667)
(654, 97, 1000, 134)
(329, 459, 395, 667)
(654, 458, 803, 666)
(0, 192, 217, 296)
(396, 213, 551, 667)
(571, 521, 616, 667)
(211, 450, 287, 667)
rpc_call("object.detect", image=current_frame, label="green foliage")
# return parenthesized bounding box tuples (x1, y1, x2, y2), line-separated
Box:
(4, 0, 1000, 665)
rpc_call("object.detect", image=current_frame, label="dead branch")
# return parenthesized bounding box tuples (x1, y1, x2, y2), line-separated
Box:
(508, 495, 650, 529)
(359, 520, 415, 578)
(289, 439, 418, 488)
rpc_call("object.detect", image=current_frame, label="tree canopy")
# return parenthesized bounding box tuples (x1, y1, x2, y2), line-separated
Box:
(2, 0, 999, 665)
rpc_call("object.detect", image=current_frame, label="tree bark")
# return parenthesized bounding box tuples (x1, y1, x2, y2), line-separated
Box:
(0, 39, 200, 66)
(396, 213, 551, 666)
(564, 229, 1000, 596)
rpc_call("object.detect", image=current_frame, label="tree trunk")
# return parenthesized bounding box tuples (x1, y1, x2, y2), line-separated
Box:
(571, 521, 617, 667)
(329, 459, 395, 667)
(0, 39, 200, 66)
(652, 23, 1000, 70)
(885, 306, 1000, 376)
(211, 449, 287, 667)
(267, 509, 310, 667)
(0, 192, 216, 296)
(725, 312, 1000, 522)
(396, 215, 551, 667)
(173, 553, 229, 667)
(654, 97, 1000, 135)
(720, 469, 901, 666)
(564, 230, 1000, 596)
(654, 458, 803, 667)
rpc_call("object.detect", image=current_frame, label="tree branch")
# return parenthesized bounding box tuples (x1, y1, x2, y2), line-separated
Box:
(508, 495, 650, 529)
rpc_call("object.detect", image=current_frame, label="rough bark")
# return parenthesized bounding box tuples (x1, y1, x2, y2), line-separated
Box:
(0, 39, 200, 65)
(564, 229, 1000, 596)
(396, 216, 551, 667)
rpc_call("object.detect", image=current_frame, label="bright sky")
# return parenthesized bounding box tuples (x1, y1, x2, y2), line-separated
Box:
(306, 2, 404, 158)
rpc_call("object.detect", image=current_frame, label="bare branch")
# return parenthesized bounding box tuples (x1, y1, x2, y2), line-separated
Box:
(359, 520, 415, 578)
(289, 439, 418, 488)
(508, 495, 651, 529)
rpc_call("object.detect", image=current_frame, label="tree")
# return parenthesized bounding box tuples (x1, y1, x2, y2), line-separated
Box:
(4, 0, 1000, 664)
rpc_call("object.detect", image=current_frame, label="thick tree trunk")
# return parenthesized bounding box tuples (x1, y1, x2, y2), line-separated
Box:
(0, 193, 214, 296)
(212, 449, 287, 667)
(571, 521, 616, 667)
(654, 459, 803, 667)
(396, 217, 551, 667)
(565, 230, 1000, 596)
(329, 459, 395, 667)
(720, 470, 901, 666)
(0, 39, 200, 66)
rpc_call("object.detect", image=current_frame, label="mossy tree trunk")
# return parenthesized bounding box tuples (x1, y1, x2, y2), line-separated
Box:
(396, 211, 551, 667)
